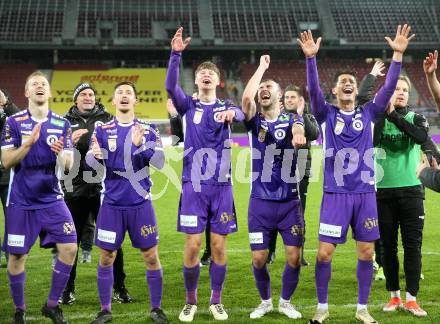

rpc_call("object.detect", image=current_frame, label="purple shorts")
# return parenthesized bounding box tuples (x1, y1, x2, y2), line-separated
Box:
(248, 197, 304, 251)
(319, 192, 380, 244)
(5, 202, 77, 254)
(177, 182, 237, 235)
(95, 200, 158, 251)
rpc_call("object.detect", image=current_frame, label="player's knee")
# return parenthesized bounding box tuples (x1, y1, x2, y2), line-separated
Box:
(100, 250, 116, 267)
(252, 255, 267, 269)
(59, 243, 78, 261)
(142, 249, 160, 267)
(286, 254, 301, 267)
(317, 249, 333, 262)
(358, 246, 374, 260)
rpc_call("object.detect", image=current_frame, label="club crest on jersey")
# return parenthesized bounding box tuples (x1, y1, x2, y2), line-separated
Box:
(108, 138, 117, 152)
(95, 121, 104, 128)
(352, 119, 363, 131)
(63, 222, 76, 234)
(334, 117, 345, 135)
(193, 110, 203, 124)
(46, 134, 59, 145)
(274, 129, 286, 140)
(258, 128, 267, 142)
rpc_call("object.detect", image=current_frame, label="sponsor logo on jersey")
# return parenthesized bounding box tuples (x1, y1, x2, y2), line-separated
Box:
(97, 229, 116, 244)
(63, 222, 76, 234)
(8, 234, 25, 247)
(319, 223, 342, 238)
(15, 115, 29, 122)
(47, 128, 63, 134)
(363, 217, 378, 231)
(50, 118, 65, 128)
(180, 215, 198, 227)
(249, 232, 263, 244)
(140, 224, 157, 238)
(21, 123, 33, 130)
(220, 212, 235, 224)
(291, 225, 305, 236)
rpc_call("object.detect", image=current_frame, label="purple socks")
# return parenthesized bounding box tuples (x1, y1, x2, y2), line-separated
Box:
(252, 264, 271, 300)
(183, 264, 200, 305)
(209, 261, 227, 305)
(8, 271, 26, 310)
(47, 260, 73, 308)
(315, 259, 331, 304)
(357, 259, 373, 305)
(281, 263, 300, 300)
(97, 264, 114, 311)
(147, 269, 163, 309)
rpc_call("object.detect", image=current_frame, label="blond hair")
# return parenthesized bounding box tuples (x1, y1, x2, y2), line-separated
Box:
(25, 71, 50, 91)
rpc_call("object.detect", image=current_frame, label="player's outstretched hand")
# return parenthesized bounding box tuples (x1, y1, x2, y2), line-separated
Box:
(132, 123, 145, 147)
(385, 24, 415, 54)
(297, 30, 322, 58)
(24, 123, 41, 148)
(259, 55, 270, 70)
(216, 110, 236, 124)
(91, 135, 103, 159)
(423, 50, 438, 75)
(50, 136, 64, 155)
(72, 129, 88, 145)
(171, 27, 191, 52)
(370, 60, 386, 77)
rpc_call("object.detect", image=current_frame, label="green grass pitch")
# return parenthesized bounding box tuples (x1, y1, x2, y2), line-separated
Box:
(0, 147, 439, 323)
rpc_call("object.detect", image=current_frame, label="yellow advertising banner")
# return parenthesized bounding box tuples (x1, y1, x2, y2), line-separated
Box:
(50, 68, 168, 120)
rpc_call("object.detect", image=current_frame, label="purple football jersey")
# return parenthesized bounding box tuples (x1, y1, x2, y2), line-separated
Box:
(91, 118, 163, 206)
(245, 112, 304, 201)
(307, 57, 401, 193)
(166, 51, 244, 186)
(1, 109, 72, 209)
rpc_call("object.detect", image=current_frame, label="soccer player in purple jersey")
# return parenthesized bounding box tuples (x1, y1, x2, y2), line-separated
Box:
(166, 27, 245, 322)
(88, 82, 167, 324)
(1, 71, 77, 324)
(242, 55, 307, 320)
(298, 25, 414, 324)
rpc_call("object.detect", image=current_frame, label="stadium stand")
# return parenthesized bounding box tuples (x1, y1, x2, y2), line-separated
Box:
(0, 63, 37, 108)
(211, 0, 319, 43)
(0, 0, 65, 41)
(329, 0, 440, 43)
(77, 0, 199, 39)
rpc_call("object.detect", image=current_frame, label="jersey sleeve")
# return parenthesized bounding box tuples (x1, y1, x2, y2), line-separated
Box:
(1, 117, 20, 150)
(244, 113, 260, 134)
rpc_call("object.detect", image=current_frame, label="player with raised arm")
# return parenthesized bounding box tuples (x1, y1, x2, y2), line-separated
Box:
(423, 50, 440, 110)
(242, 55, 306, 320)
(298, 25, 414, 323)
(89, 82, 168, 324)
(1, 71, 76, 324)
(166, 27, 244, 322)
